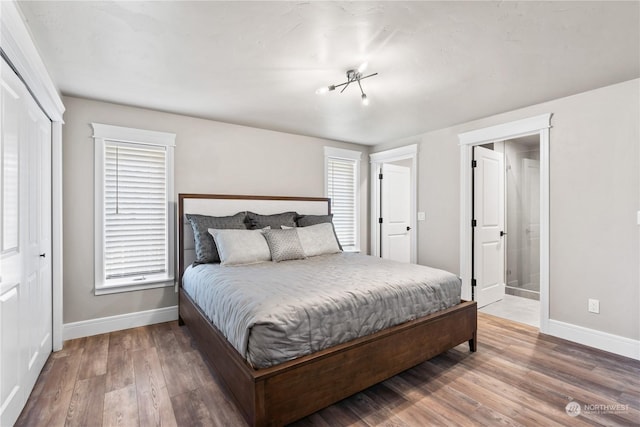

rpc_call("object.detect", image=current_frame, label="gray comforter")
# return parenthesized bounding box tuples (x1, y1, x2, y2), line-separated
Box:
(182, 252, 461, 369)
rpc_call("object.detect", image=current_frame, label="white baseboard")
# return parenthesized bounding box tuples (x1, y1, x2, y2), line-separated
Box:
(546, 319, 640, 361)
(63, 305, 179, 341)
(61, 306, 639, 361)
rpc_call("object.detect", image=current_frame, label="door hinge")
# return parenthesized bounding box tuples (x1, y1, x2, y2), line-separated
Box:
(378, 173, 383, 180)
(472, 278, 477, 287)
(472, 160, 477, 168)
(472, 219, 477, 227)
(378, 217, 383, 224)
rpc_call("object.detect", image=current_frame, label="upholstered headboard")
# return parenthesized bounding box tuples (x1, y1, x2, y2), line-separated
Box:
(178, 194, 331, 282)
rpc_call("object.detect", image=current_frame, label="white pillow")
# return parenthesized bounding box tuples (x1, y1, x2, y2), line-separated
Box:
(283, 223, 341, 257)
(208, 229, 271, 265)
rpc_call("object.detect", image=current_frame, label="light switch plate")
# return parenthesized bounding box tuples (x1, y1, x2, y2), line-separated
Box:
(588, 299, 600, 314)
(417, 212, 426, 221)
(637, 210, 640, 225)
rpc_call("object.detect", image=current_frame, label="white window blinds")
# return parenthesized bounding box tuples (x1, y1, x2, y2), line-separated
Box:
(92, 123, 175, 295)
(327, 158, 357, 248)
(104, 142, 167, 279)
(325, 147, 361, 251)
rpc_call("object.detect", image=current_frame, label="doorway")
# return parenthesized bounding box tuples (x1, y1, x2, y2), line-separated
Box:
(472, 137, 542, 327)
(380, 160, 411, 262)
(370, 144, 417, 263)
(458, 114, 551, 333)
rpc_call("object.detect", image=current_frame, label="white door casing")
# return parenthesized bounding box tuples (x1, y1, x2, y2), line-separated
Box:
(1, 0, 66, 354)
(369, 144, 417, 263)
(0, 56, 52, 427)
(381, 163, 411, 263)
(458, 113, 551, 332)
(473, 146, 505, 308)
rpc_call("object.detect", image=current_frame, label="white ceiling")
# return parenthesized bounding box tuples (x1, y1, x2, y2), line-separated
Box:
(18, 1, 640, 145)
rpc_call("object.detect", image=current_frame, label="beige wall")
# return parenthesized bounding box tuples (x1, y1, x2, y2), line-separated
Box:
(373, 79, 640, 341)
(62, 96, 369, 323)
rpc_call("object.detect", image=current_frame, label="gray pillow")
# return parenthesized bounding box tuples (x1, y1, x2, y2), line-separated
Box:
(296, 214, 333, 227)
(296, 214, 343, 250)
(283, 223, 341, 257)
(208, 229, 271, 265)
(262, 229, 306, 262)
(186, 212, 247, 264)
(247, 211, 298, 230)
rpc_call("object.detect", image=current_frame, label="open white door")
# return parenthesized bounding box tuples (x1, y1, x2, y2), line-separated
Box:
(473, 146, 505, 308)
(380, 163, 411, 263)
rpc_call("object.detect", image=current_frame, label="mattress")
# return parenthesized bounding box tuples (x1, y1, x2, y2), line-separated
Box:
(182, 252, 461, 369)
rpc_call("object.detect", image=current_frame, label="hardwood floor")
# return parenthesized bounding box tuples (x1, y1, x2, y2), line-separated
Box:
(15, 313, 640, 426)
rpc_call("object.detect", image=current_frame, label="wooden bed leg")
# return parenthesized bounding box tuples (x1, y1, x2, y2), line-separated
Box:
(178, 316, 185, 326)
(469, 331, 477, 352)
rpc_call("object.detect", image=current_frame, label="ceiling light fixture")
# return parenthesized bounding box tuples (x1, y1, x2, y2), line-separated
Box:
(316, 63, 378, 106)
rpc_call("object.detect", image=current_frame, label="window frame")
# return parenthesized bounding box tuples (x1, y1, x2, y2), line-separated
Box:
(324, 146, 361, 252)
(92, 123, 176, 295)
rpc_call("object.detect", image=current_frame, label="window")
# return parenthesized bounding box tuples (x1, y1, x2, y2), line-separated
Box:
(92, 123, 175, 295)
(324, 147, 361, 251)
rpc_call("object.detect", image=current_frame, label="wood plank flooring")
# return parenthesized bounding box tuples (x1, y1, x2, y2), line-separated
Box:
(15, 313, 640, 426)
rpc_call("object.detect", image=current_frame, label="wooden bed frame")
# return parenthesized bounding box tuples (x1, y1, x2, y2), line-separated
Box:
(178, 193, 477, 427)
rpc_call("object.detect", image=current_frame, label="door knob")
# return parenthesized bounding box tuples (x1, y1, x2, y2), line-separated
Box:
(406, 226, 411, 231)
(39, 253, 46, 258)
(500, 231, 506, 237)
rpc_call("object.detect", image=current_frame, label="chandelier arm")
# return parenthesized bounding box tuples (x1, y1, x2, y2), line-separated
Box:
(339, 81, 352, 94)
(357, 79, 365, 95)
(358, 72, 378, 82)
(332, 81, 349, 90)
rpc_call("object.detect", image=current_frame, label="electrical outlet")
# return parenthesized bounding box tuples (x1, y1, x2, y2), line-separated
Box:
(588, 299, 600, 314)
(417, 212, 426, 221)
(637, 210, 640, 225)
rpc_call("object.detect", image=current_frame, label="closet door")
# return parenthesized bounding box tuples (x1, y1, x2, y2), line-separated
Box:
(0, 56, 52, 426)
(22, 87, 52, 399)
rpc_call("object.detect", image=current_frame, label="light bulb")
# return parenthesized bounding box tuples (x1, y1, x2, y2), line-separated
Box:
(357, 62, 368, 73)
(361, 93, 369, 106)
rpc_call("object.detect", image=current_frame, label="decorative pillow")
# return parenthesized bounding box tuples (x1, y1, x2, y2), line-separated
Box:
(284, 223, 341, 257)
(262, 229, 306, 262)
(296, 214, 333, 227)
(186, 212, 247, 264)
(246, 211, 298, 230)
(296, 214, 343, 250)
(208, 229, 271, 266)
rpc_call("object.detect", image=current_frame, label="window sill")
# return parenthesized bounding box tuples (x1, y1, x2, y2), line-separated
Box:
(95, 276, 174, 296)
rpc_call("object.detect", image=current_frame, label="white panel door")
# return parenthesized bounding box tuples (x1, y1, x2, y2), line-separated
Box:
(381, 163, 411, 263)
(0, 56, 52, 427)
(473, 146, 505, 308)
(523, 158, 540, 290)
(1, 59, 26, 427)
(23, 93, 52, 397)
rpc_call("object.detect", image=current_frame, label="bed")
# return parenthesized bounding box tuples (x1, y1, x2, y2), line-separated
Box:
(178, 193, 477, 427)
